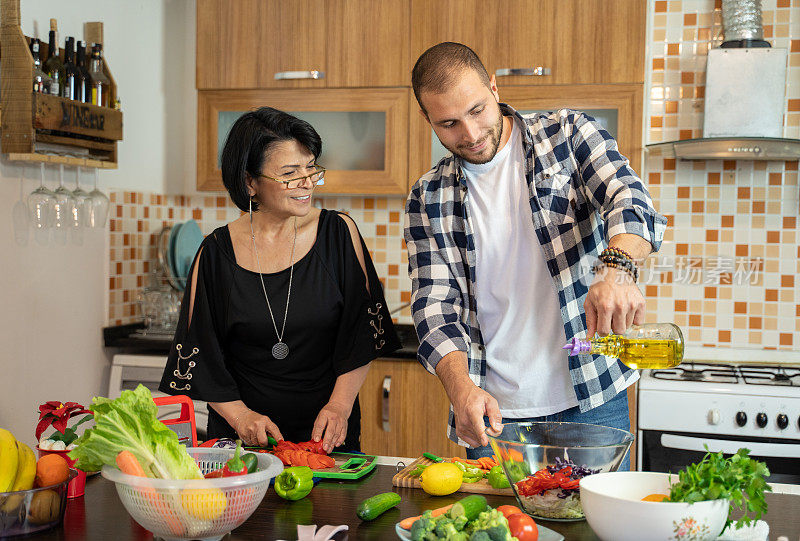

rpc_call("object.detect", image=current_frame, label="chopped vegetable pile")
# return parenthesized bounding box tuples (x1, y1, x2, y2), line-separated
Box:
(407, 495, 518, 541)
(669, 447, 771, 533)
(516, 457, 599, 499)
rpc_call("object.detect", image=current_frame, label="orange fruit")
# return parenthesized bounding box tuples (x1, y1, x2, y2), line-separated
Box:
(641, 493, 670, 502)
(35, 454, 70, 488)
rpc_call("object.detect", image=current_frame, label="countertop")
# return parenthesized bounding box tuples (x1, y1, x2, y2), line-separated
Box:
(33, 464, 800, 540)
(103, 323, 420, 360)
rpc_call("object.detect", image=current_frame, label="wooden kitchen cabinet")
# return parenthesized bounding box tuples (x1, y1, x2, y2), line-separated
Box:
(197, 0, 410, 89)
(359, 359, 465, 458)
(411, 0, 645, 86)
(198, 87, 408, 193)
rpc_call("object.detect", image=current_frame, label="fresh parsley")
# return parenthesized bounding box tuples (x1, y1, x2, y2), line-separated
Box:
(668, 447, 772, 533)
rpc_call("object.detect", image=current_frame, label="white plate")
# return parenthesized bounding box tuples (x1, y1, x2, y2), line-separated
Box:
(395, 520, 564, 541)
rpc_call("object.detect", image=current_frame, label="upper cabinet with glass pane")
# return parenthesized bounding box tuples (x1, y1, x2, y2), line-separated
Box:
(196, 0, 411, 89)
(198, 89, 408, 193)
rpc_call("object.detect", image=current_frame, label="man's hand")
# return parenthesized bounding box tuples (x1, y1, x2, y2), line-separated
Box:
(436, 350, 502, 448)
(311, 401, 351, 453)
(584, 266, 645, 337)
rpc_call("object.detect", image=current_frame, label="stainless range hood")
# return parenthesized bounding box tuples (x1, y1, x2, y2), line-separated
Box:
(646, 137, 800, 160)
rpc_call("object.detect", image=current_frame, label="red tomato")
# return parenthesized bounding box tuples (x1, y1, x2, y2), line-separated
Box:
(507, 513, 538, 541)
(497, 505, 523, 518)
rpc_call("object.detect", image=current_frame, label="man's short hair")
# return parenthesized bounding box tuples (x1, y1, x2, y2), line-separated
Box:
(411, 42, 491, 113)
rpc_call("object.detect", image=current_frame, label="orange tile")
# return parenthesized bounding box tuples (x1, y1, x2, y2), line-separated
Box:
(676, 244, 688, 256)
(792, 40, 800, 53)
(665, 101, 678, 114)
(389, 211, 400, 223)
(193, 208, 202, 220)
(721, 215, 734, 227)
(749, 317, 762, 329)
(655, 0, 667, 12)
(768, 172, 783, 185)
(786, 160, 798, 171)
(651, 116, 663, 128)
(401, 291, 411, 303)
(689, 314, 702, 326)
(723, 160, 737, 170)
(691, 201, 704, 212)
(766, 231, 780, 243)
(694, 86, 705, 99)
(663, 158, 676, 170)
(788, 99, 800, 112)
(652, 58, 665, 70)
(765, 289, 779, 302)
(684, 13, 697, 25)
(783, 217, 796, 229)
(779, 333, 793, 346)
(665, 214, 674, 226)
(707, 172, 720, 184)
(681, 72, 694, 84)
(649, 172, 661, 184)
(667, 43, 680, 56)
(364, 198, 375, 209)
(704, 287, 717, 299)
(679, 129, 693, 140)
(376, 224, 387, 236)
(752, 201, 765, 213)
(782, 275, 795, 288)
(737, 187, 750, 199)
(718, 330, 731, 342)
(674, 300, 687, 312)
(388, 264, 399, 276)
(734, 301, 747, 314)
(777, 0, 790, 6)
(677, 186, 691, 198)
(705, 230, 718, 242)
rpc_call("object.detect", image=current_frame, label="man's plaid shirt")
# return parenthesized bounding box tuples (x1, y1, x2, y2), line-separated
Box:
(404, 104, 667, 445)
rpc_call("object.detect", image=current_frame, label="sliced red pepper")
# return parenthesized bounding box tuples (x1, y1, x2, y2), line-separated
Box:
(204, 468, 224, 479)
(561, 479, 580, 490)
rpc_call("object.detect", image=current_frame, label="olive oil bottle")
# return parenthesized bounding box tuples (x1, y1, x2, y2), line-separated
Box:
(562, 323, 684, 369)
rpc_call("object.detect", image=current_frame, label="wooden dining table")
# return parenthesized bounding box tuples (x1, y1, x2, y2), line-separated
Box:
(32, 464, 800, 540)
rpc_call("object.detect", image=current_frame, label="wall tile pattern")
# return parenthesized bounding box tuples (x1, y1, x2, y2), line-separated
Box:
(645, 0, 799, 351)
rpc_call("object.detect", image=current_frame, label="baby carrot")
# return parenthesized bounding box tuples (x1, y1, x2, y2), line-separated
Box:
(398, 503, 454, 529)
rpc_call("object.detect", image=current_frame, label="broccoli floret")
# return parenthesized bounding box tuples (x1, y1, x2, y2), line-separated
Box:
(410, 511, 437, 541)
(453, 515, 469, 531)
(485, 526, 510, 541)
(466, 510, 514, 541)
(434, 516, 454, 537)
(469, 532, 492, 541)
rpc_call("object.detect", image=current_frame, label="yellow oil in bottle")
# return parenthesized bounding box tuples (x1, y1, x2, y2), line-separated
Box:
(590, 337, 684, 369)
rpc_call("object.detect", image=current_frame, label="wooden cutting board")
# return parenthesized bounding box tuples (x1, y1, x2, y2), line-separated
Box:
(392, 456, 514, 496)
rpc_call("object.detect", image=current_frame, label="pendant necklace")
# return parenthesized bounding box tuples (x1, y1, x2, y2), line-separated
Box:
(249, 212, 297, 360)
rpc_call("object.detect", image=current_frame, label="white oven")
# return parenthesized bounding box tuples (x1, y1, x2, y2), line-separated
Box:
(108, 354, 209, 439)
(637, 352, 800, 484)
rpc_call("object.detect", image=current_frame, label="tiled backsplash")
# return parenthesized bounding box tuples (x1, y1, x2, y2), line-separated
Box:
(644, 0, 799, 351)
(107, 193, 411, 326)
(110, 0, 799, 352)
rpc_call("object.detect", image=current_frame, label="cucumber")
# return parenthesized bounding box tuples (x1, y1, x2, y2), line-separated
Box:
(448, 494, 488, 521)
(356, 492, 401, 521)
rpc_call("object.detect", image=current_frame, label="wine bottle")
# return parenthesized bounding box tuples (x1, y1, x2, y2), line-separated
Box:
(61, 36, 80, 100)
(88, 43, 110, 107)
(43, 19, 62, 96)
(30, 38, 52, 94)
(76, 41, 91, 103)
(562, 323, 685, 369)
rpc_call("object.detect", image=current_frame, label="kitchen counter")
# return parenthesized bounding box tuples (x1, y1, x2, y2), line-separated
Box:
(104, 323, 420, 359)
(35, 464, 800, 540)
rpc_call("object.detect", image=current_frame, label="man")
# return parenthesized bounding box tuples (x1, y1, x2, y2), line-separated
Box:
(404, 42, 667, 463)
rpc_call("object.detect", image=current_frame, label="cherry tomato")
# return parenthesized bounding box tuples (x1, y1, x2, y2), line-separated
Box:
(497, 505, 523, 518)
(507, 513, 539, 541)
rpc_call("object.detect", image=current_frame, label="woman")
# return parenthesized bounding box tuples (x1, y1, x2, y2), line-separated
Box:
(159, 107, 399, 453)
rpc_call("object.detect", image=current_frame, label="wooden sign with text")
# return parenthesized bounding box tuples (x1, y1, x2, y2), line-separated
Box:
(33, 93, 123, 141)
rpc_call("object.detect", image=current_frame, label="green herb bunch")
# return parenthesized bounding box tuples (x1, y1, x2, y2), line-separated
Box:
(669, 447, 771, 533)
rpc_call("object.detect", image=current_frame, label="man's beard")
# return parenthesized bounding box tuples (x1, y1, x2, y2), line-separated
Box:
(444, 112, 504, 165)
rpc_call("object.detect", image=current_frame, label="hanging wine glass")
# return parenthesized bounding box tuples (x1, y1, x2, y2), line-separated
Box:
(53, 164, 80, 229)
(27, 163, 57, 229)
(72, 166, 92, 227)
(88, 168, 110, 228)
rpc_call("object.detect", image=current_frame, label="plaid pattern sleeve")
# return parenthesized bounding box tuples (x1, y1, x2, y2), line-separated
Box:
(406, 104, 667, 445)
(404, 171, 471, 375)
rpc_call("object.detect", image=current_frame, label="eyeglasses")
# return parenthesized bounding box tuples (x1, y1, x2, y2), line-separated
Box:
(258, 165, 326, 189)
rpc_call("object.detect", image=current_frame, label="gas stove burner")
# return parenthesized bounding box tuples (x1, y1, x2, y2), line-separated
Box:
(651, 363, 739, 384)
(738, 365, 800, 387)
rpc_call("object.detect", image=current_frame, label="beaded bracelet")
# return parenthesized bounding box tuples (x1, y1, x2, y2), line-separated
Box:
(602, 246, 634, 261)
(593, 261, 638, 282)
(598, 254, 639, 282)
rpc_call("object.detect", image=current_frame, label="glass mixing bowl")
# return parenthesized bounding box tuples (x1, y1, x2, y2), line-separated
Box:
(487, 422, 634, 521)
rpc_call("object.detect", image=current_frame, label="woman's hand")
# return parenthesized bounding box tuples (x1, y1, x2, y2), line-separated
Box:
(311, 401, 351, 453)
(234, 409, 283, 446)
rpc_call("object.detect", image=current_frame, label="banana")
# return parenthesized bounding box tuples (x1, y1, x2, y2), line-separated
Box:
(0, 428, 20, 492)
(0, 441, 37, 513)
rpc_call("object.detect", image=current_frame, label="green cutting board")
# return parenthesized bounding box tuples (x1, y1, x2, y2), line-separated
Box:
(313, 452, 377, 480)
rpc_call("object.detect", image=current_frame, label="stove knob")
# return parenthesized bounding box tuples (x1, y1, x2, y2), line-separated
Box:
(735, 411, 747, 427)
(707, 409, 721, 425)
(756, 413, 768, 428)
(776, 414, 788, 430)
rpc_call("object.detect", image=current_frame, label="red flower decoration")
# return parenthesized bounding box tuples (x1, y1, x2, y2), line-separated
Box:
(35, 401, 92, 441)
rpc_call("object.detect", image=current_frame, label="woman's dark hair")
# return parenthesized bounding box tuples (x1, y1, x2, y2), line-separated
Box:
(220, 107, 322, 212)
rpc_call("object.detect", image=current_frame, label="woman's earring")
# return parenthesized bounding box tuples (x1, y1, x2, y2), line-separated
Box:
(249, 196, 253, 223)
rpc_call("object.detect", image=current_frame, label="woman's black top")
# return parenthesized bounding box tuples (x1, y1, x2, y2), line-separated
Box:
(159, 209, 400, 451)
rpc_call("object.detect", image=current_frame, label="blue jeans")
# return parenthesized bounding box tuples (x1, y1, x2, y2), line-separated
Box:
(465, 389, 632, 471)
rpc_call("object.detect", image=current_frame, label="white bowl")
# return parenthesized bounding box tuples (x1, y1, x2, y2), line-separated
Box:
(580, 471, 729, 541)
(102, 448, 283, 541)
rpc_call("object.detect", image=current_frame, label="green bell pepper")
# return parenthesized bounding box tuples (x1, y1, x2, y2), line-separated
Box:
(274, 466, 314, 501)
(487, 465, 511, 489)
(503, 460, 531, 483)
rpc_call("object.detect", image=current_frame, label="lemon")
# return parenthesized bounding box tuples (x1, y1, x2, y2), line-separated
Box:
(419, 462, 462, 496)
(180, 485, 227, 520)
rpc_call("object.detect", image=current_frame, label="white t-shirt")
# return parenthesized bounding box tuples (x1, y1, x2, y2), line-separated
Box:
(462, 120, 578, 417)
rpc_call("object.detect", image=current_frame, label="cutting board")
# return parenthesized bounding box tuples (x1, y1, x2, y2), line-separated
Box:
(392, 456, 514, 496)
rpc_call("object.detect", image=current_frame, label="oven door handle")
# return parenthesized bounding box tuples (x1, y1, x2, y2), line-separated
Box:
(661, 434, 799, 459)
